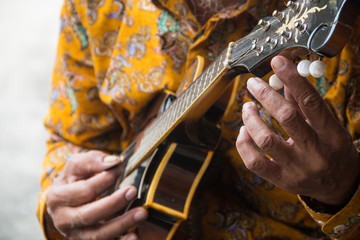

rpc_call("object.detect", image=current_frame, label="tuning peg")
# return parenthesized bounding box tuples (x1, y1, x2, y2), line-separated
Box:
(280, 30, 292, 41)
(269, 74, 284, 90)
(309, 60, 326, 78)
(251, 44, 264, 56)
(295, 22, 307, 34)
(265, 37, 278, 49)
(258, 19, 270, 31)
(272, 10, 284, 22)
(297, 60, 311, 77)
(286, 1, 300, 11)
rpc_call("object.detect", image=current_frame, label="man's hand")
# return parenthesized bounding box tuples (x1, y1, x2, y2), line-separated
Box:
(236, 56, 360, 206)
(46, 150, 148, 240)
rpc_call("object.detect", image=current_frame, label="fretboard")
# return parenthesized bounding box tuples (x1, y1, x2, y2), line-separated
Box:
(123, 49, 230, 176)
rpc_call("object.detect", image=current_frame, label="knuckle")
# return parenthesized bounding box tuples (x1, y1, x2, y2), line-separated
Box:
(300, 91, 322, 111)
(244, 157, 262, 171)
(46, 185, 65, 209)
(257, 134, 276, 152)
(75, 208, 92, 226)
(79, 182, 97, 200)
(54, 214, 73, 233)
(256, 85, 272, 102)
(46, 188, 57, 208)
(278, 106, 298, 126)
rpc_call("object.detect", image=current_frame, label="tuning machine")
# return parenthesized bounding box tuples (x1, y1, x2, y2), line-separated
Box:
(258, 19, 270, 31)
(251, 43, 264, 56)
(280, 30, 292, 42)
(295, 22, 307, 34)
(286, 1, 300, 11)
(265, 37, 278, 49)
(272, 10, 284, 22)
(306, 0, 320, 3)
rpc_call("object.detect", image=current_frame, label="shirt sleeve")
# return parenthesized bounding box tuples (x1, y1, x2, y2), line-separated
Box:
(298, 33, 360, 238)
(36, 0, 124, 238)
(299, 163, 360, 239)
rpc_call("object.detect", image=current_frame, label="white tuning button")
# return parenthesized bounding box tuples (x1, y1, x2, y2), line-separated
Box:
(297, 60, 311, 77)
(309, 60, 326, 78)
(269, 74, 284, 90)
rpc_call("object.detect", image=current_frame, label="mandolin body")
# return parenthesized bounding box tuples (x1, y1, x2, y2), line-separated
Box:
(115, 0, 360, 238)
(117, 56, 227, 239)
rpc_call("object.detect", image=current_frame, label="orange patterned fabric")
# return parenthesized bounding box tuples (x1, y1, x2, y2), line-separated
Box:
(37, 0, 360, 239)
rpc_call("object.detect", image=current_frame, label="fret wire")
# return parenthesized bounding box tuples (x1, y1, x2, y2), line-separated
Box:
(209, 62, 215, 82)
(200, 69, 208, 93)
(189, 83, 197, 103)
(210, 63, 216, 83)
(181, 90, 192, 113)
(167, 106, 175, 126)
(218, 52, 224, 73)
(173, 97, 181, 122)
(176, 97, 184, 119)
(184, 88, 191, 109)
(195, 74, 203, 98)
(170, 100, 177, 121)
(204, 66, 211, 88)
(216, 53, 222, 73)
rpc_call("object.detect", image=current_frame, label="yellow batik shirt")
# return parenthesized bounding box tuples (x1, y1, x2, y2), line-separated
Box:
(37, 0, 360, 239)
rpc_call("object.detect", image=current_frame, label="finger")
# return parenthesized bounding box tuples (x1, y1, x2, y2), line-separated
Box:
(241, 102, 289, 160)
(271, 56, 337, 138)
(47, 169, 118, 208)
(246, 78, 316, 146)
(121, 232, 138, 240)
(284, 86, 305, 119)
(72, 208, 147, 240)
(69, 186, 139, 228)
(236, 125, 280, 178)
(64, 150, 122, 181)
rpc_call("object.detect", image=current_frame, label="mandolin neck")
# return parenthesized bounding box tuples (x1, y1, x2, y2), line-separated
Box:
(122, 43, 250, 177)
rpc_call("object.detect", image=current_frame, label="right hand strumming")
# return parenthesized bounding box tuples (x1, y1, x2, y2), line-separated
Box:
(46, 150, 148, 240)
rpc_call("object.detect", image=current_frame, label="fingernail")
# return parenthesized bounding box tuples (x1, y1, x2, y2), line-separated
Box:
(239, 125, 245, 134)
(242, 101, 255, 111)
(124, 235, 137, 240)
(272, 56, 287, 71)
(247, 77, 262, 90)
(134, 209, 147, 222)
(103, 155, 119, 163)
(247, 77, 260, 84)
(125, 187, 137, 201)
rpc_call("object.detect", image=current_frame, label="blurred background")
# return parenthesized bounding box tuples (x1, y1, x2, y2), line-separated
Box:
(0, 0, 63, 239)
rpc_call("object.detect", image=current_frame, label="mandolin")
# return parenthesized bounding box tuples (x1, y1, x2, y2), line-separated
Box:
(116, 0, 360, 239)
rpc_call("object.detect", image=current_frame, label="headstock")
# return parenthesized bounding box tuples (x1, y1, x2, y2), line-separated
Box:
(228, 0, 360, 77)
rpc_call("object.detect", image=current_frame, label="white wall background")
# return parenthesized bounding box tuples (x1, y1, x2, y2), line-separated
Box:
(0, 0, 63, 239)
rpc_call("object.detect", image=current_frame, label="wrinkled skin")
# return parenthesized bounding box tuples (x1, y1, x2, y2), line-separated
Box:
(236, 56, 360, 206)
(46, 150, 148, 240)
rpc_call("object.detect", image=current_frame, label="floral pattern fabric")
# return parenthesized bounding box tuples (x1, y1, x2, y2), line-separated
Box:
(37, 0, 360, 239)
